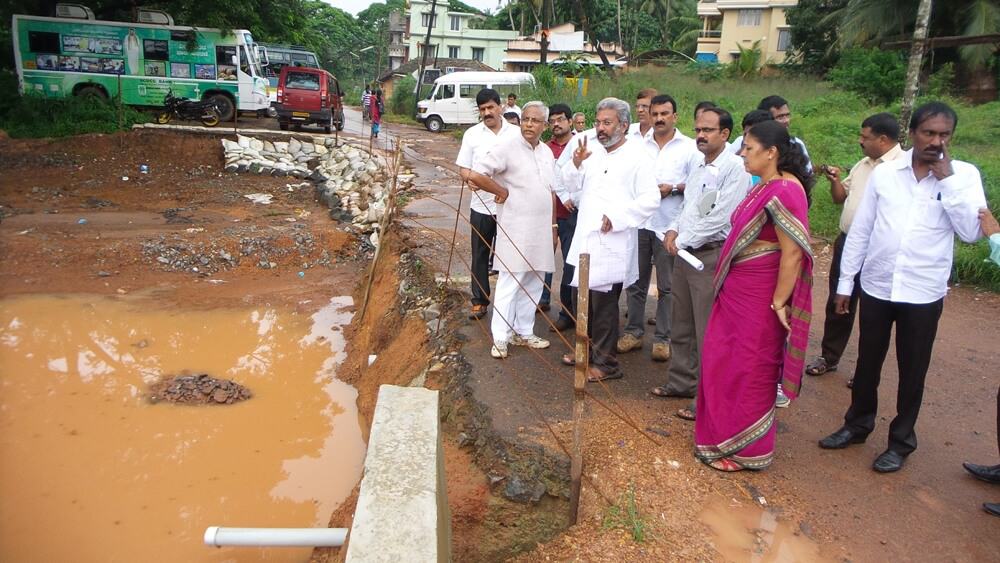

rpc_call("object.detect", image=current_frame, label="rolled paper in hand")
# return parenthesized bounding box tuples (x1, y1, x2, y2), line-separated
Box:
(677, 249, 705, 271)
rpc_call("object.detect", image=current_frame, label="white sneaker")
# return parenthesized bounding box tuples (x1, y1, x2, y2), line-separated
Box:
(775, 384, 790, 408)
(490, 340, 509, 359)
(510, 334, 550, 349)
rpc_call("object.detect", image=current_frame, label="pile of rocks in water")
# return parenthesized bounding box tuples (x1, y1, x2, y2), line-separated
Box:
(221, 135, 413, 243)
(148, 373, 252, 405)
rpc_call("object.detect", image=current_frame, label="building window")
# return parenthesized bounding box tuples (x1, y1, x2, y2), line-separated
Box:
(421, 12, 437, 28)
(448, 45, 460, 58)
(777, 29, 791, 51)
(471, 47, 484, 62)
(516, 63, 533, 73)
(418, 43, 439, 58)
(737, 9, 762, 27)
(450, 15, 461, 31)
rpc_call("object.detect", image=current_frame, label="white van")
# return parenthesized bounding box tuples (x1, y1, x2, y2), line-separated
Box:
(416, 71, 535, 132)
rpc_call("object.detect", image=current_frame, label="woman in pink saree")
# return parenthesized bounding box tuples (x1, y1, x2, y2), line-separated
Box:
(694, 120, 814, 472)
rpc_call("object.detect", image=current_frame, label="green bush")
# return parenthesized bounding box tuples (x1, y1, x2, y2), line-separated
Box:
(828, 48, 906, 104)
(0, 71, 150, 138)
(682, 61, 726, 82)
(389, 76, 416, 116)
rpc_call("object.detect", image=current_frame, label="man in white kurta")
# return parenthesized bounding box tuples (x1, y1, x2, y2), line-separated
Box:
(560, 98, 661, 381)
(471, 103, 556, 358)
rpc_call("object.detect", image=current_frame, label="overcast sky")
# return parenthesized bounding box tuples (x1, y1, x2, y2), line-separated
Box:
(331, 0, 505, 16)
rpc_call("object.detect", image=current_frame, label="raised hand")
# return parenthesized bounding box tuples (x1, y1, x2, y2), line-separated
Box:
(929, 142, 954, 180)
(572, 136, 592, 169)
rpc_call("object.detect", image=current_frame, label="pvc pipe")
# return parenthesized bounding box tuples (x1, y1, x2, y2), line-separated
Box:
(204, 526, 348, 548)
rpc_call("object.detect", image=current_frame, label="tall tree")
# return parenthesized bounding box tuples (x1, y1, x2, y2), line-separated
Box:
(900, 0, 934, 138)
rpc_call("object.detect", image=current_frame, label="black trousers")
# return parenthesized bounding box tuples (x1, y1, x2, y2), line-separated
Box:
(470, 209, 497, 306)
(820, 232, 861, 364)
(556, 212, 578, 323)
(588, 283, 623, 376)
(844, 291, 944, 455)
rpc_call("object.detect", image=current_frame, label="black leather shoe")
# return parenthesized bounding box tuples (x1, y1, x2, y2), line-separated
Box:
(963, 462, 1000, 484)
(819, 427, 867, 449)
(873, 450, 907, 473)
(985, 503, 1000, 517)
(549, 317, 575, 333)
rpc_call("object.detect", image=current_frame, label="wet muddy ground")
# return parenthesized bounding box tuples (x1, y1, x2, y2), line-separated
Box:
(0, 130, 371, 562)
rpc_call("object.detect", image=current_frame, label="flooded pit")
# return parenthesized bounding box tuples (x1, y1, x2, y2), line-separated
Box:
(699, 496, 831, 562)
(0, 294, 365, 562)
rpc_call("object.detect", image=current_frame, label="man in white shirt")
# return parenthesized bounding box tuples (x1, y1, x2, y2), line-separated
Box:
(758, 95, 812, 173)
(560, 97, 660, 381)
(572, 112, 587, 133)
(655, 107, 749, 401)
(626, 88, 657, 143)
(819, 102, 987, 473)
(806, 113, 905, 382)
(619, 94, 699, 362)
(503, 93, 521, 117)
(455, 88, 521, 320)
(466, 102, 555, 359)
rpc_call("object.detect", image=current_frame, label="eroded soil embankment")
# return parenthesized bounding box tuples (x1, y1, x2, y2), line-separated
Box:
(310, 226, 572, 562)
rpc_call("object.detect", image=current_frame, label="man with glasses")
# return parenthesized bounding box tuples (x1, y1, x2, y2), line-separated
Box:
(758, 95, 812, 173)
(544, 103, 579, 332)
(656, 108, 749, 414)
(572, 112, 587, 133)
(559, 97, 660, 382)
(628, 88, 658, 142)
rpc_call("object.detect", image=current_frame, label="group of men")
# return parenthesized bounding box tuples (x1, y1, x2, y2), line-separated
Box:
(453, 86, 998, 513)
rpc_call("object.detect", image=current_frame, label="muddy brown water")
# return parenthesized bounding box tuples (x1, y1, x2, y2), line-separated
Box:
(699, 496, 829, 562)
(0, 294, 365, 562)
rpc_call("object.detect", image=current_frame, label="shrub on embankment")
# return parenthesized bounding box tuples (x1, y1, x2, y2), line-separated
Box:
(520, 66, 1000, 291)
(0, 71, 149, 139)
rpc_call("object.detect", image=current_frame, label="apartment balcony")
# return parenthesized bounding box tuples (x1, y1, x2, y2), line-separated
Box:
(388, 44, 408, 58)
(697, 0, 721, 17)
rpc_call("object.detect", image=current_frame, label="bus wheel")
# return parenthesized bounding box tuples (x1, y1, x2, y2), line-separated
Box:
(75, 85, 108, 100)
(425, 115, 443, 133)
(156, 112, 172, 124)
(206, 93, 235, 122)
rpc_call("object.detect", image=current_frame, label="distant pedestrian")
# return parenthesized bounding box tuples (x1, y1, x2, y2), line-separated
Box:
(362, 86, 372, 121)
(370, 90, 382, 138)
(695, 120, 814, 472)
(819, 102, 987, 474)
(466, 102, 555, 358)
(503, 112, 520, 126)
(572, 112, 586, 133)
(758, 95, 812, 172)
(805, 113, 904, 384)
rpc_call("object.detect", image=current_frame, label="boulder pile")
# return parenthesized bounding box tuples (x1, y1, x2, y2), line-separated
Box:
(221, 135, 412, 243)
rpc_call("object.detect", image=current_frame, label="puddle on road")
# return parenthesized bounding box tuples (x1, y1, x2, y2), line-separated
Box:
(0, 294, 365, 562)
(700, 495, 830, 562)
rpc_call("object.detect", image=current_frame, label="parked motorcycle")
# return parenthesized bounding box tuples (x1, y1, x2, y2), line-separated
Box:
(156, 91, 221, 127)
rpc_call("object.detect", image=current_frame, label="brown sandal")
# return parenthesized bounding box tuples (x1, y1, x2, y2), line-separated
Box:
(587, 368, 623, 383)
(707, 458, 744, 472)
(676, 407, 696, 421)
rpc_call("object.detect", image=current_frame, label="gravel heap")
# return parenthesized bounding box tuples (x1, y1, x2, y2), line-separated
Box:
(149, 373, 252, 405)
(221, 135, 412, 243)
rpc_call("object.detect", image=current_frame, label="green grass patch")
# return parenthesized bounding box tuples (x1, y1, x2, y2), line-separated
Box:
(520, 66, 1000, 290)
(383, 112, 418, 126)
(602, 482, 650, 543)
(0, 71, 150, 138)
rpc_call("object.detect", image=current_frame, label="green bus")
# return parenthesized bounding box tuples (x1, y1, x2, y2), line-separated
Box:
(12, 11, 270, 121)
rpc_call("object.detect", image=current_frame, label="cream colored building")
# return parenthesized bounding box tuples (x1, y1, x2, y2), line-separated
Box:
(696, 0, 796, 64)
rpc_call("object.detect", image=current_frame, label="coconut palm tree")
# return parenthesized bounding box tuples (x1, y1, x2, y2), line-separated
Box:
(824, 0, 1000, 71)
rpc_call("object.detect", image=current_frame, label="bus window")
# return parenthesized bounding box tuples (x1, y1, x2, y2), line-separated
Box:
(239, 46, 250, 75)
(459, 84, 487, 98)
(28, 31, 60, 53)
(437, 85, 455, 99)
